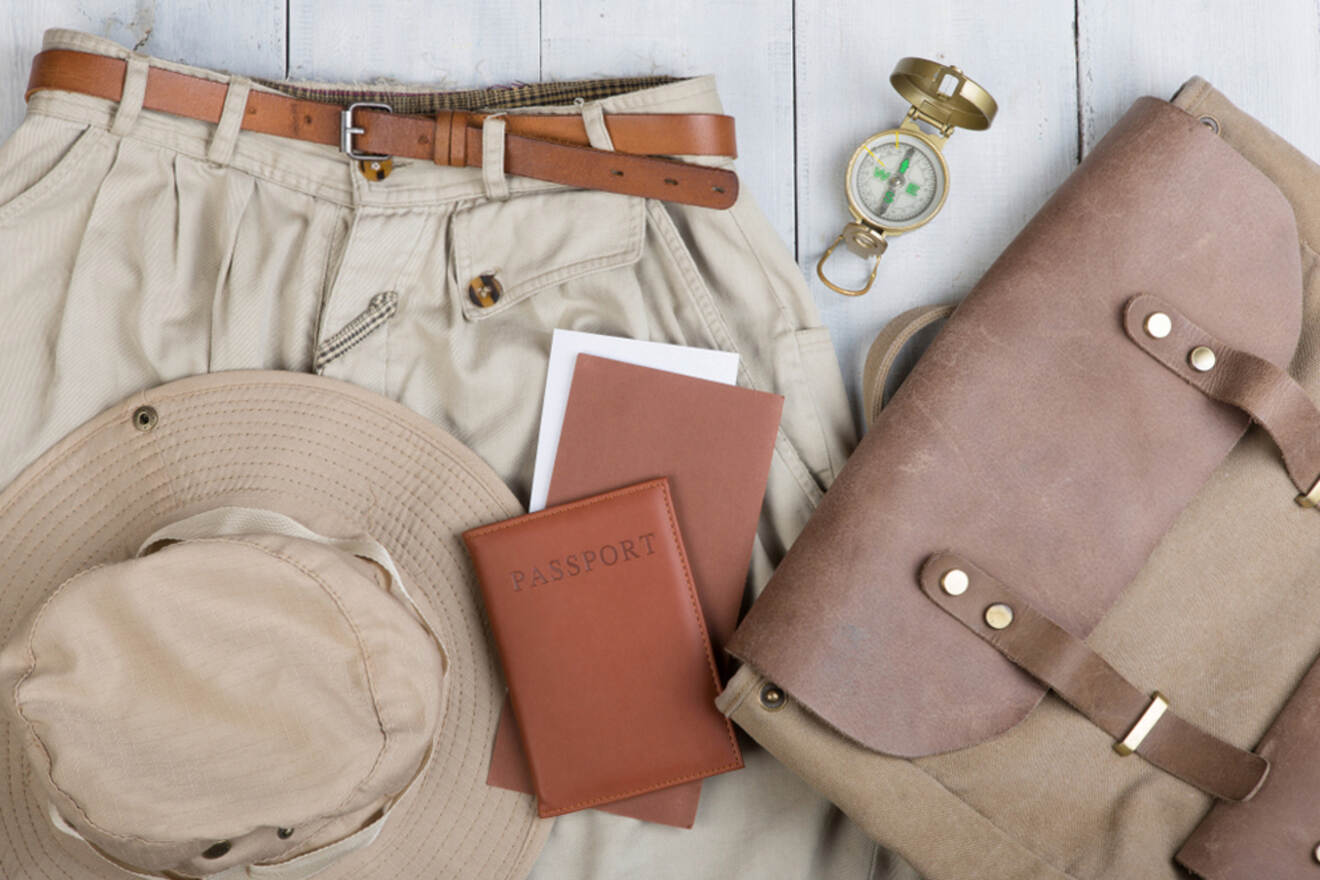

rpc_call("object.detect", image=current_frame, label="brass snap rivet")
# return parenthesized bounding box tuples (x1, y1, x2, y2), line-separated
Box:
(467, 273, 503, 309)
(131, 405, 158, 432)
(940, 568, 970, 596)
(1143, 312, 1172, 339)
(277, 827, 295, 840)
(1189, 345, 1217, 372)
(1198, 115, 1220, 134)
(202, 841, 232, 860)
(984, 603, 1015, 630)
(759, 682, 787, 711)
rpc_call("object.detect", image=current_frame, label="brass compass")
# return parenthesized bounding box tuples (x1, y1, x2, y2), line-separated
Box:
(817, 57, 997, 296)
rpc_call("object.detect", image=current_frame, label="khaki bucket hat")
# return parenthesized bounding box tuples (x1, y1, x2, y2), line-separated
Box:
(0, 371, 550, 880)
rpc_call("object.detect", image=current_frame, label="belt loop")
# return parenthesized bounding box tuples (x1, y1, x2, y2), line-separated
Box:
(432, 111, 451, 165)
(482, 113, 509, 201)
(580, 101, 615, 151)
(110, 56, 150, 137)
(207, 76, 253, 167)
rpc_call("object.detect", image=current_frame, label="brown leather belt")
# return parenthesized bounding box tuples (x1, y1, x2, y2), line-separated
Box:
(26, 49, 739, 208)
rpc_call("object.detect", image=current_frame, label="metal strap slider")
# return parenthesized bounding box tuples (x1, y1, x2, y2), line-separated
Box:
(1114, 691, 1169, 756)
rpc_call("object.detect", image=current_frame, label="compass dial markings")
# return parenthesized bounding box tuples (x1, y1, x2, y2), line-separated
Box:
(852, 135, 943, 228)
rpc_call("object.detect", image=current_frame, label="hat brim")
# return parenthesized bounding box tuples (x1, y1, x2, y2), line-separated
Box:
(0, 371, 550, 880)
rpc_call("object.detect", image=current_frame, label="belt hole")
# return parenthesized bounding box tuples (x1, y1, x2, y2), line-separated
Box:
(712, 186, 725, 193)
(663, 177, 679, 185)
(610, 169, 624, 176)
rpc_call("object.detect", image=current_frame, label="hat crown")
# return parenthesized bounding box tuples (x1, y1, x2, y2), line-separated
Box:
(1, 531, 444, 877)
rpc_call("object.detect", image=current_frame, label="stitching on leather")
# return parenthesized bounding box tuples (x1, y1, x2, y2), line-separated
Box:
(462, 476, 661, 537)
(653, 478, 742, 763)
(466, 478, 743, 814)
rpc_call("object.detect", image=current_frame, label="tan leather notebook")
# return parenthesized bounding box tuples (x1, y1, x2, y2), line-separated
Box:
(463, 478, 743, 818)
(486, 355, 783, 825)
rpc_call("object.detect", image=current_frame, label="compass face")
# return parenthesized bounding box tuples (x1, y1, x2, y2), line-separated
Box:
(848, 130, 947, 231)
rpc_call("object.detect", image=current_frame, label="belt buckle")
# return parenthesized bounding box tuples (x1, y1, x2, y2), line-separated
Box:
(341, 102, 393, 161)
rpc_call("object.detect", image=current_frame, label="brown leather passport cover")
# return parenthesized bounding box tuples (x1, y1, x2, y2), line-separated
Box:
(463, 478, 743, 819)
(486, 355, 781, 825)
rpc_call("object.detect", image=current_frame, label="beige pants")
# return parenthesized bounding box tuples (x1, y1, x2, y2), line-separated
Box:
(0, 27, 884, 880)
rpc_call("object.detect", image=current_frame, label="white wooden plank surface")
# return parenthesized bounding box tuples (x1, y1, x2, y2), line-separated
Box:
(287, 0, 539, 85)
(1077, 0, 1320, 160)
(794, 1, 1079, 420)
(539, 0, 796, 252)
(0, 1, 285, 139)
(2, 0, 1319, 421)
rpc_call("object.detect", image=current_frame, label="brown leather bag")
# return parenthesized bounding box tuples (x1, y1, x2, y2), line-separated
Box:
(717, 78, 1320, 880)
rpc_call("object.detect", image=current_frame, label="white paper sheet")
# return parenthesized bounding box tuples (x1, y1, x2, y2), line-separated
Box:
(528, 329, 740, 512)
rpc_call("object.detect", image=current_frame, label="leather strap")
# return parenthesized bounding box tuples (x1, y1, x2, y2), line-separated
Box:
(860, 303, 956, 426)
(919, 553, 1270, 802)
(1123, 293, 1320, 501)
(26, 49, 739, 208)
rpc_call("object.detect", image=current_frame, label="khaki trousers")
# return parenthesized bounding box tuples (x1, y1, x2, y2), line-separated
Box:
(720, 77, 1320, 880)
(0, 28, 881, 880)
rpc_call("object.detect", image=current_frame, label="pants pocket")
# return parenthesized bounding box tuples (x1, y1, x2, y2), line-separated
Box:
(786, 326, 857, 488)
(0, 113, 105, 225)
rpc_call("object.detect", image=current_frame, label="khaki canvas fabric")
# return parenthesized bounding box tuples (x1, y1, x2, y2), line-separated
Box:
(0, 28, 879, 880)
(720, 77, 1320, 879)
(0, 371, 551, 879)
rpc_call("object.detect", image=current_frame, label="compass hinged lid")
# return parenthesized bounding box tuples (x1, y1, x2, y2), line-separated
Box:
(890, 57, 997, 131)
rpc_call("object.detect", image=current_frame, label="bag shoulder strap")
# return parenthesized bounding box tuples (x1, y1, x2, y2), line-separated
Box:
(861, 303, 955, 427)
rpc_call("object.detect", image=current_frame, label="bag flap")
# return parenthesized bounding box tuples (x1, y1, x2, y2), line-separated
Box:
(1177, 653, 1320, 880)
(728, 97, 1303, 758)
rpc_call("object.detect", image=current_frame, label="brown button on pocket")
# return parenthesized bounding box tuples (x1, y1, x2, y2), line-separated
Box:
(468, 273, 503, 308)
(453, 189, 645, 321)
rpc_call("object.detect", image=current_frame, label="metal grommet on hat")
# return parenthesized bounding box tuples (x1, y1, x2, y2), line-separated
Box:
(131, 405, 158, 431)
(0, 371, 551, 880)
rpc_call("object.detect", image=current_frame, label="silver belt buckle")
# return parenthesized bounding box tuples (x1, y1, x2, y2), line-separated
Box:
(341, 102, 393, 161)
